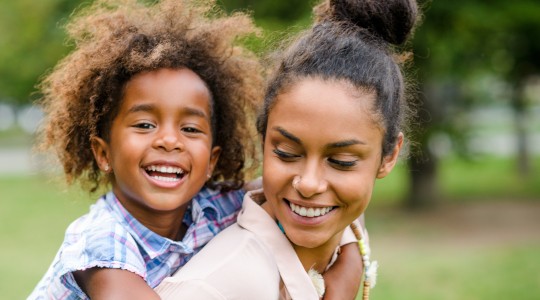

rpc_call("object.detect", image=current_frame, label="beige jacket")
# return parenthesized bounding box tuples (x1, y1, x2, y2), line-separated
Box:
(156, 190, 356, 300)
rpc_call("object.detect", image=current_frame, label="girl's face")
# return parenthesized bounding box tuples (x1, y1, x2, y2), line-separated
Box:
(262, 78, 401, 251)
(92, 68, 220, 219)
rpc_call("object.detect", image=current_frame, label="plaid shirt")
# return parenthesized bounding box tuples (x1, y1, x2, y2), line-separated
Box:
(29, 187, 244, 300)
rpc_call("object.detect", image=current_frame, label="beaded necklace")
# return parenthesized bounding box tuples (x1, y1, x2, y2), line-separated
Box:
(351, 221, 378, 300)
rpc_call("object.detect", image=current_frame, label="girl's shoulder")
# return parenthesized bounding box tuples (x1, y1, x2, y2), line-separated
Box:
(61, 195, 146, 274)
(193, 187, 246, 219)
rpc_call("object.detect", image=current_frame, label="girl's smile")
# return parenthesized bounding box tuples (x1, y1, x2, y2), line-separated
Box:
(143, 162, 187, 187)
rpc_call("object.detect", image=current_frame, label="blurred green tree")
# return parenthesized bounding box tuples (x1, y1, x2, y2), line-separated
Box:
(409, 0, 540, 207)
(4, 0, 539, 208)
(0, 0, 81, 105)
(0, 0, 307, 104)
(221, 0, 311, 22)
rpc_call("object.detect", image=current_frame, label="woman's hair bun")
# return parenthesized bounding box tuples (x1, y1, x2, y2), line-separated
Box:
(319, 0, 418, 45)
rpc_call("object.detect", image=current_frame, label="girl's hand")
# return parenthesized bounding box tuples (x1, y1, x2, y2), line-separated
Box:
(322, 242, 364, 300)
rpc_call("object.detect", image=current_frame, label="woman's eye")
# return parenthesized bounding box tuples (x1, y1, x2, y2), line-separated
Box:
(273, 149, 300, 161)
(328, 157, 357, 169)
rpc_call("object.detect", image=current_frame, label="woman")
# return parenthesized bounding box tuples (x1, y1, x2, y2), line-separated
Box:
(156, 0, 419, 298)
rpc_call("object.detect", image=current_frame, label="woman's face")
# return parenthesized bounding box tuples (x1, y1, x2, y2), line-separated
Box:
(262, 78, 401, 251)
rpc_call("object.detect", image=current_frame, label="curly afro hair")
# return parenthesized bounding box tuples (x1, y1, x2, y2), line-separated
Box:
(37, 0, 263, 193)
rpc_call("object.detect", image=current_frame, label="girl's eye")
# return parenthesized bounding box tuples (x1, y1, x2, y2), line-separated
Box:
(328, 157, 357, 169)
(182, 126, 202, 134)
(133, 122, 155, 129)
(273, 148, 301, 161)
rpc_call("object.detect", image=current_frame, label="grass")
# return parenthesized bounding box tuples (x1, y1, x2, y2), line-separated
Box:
(1, 155, 539, 299)
(0, 174, 90, 298)
(365, 244, 540, 300)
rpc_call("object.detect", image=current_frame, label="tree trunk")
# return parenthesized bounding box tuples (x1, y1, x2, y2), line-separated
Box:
(512, 89, 530, 177)
(406, 148, 439, 209)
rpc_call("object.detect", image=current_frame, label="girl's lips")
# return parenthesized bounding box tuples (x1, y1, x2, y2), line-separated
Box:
(144, 164, 185, 175)
(143, 168, 187, 188)
(141, 162, 187, 188)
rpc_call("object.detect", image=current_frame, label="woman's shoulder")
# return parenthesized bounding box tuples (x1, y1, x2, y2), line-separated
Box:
(156, 224, 280, 299)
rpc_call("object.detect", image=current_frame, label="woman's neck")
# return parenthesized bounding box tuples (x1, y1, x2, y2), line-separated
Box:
(293, 231, 343, 274)
(260, 196, 344, 273)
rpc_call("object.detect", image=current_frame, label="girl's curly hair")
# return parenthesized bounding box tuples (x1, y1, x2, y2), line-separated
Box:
(37, 0, 263, 193)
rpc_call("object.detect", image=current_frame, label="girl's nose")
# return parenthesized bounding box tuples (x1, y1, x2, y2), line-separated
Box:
(154, 127, 184, 151)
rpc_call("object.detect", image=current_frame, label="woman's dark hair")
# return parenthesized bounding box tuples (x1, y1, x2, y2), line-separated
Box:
(257, 0, 419, 157)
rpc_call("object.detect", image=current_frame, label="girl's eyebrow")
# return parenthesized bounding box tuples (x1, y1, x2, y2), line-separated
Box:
(127, 104, 208, 118)
(182, 107, 208, 118)
(128, 103, 154, 114)
(272, 126, 366, 148)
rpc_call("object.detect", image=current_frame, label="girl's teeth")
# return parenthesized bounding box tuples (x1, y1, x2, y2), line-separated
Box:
(146, 165, 184, 174)
(152, 176, 180, 182)
(289, 202, 333, 218)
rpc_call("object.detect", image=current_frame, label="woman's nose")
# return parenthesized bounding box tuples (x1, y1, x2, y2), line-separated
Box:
(294, 162, 328, 198)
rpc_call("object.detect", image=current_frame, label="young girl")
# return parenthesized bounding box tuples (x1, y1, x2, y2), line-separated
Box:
(30, 0, 365, 299)
(29, 0, 261, 298)
(156, 0, 419, 299)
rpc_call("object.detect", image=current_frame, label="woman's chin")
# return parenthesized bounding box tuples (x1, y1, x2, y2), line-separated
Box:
(286, 230, 328, 249)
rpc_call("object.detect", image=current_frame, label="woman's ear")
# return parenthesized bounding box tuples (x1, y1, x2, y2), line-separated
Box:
(91, 137, 111, 172)
(376, 133, 403, 179)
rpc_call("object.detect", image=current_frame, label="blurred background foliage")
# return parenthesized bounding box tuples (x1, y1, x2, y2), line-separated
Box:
(1, 0, 539, 299)
(1, 0, 539, 207)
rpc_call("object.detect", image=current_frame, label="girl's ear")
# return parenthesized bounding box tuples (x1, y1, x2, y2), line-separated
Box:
(376, 133, 403, 179)
(207, 146, 222, 178)
(91, 137, 111, 172)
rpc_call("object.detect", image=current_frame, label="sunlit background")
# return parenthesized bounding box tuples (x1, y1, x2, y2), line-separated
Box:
(1, 0, 539, 299)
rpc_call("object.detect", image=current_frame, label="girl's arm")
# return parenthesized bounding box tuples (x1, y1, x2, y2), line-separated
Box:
(74, 268, 160, 300)
(322, 214, 367, 300)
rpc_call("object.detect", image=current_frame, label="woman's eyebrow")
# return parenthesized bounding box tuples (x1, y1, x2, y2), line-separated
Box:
(272, 126, 301, 145)
(326, 139, 366, 149)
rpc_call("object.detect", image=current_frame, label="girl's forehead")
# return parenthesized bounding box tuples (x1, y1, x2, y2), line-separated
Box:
(120, 68, 212, 117)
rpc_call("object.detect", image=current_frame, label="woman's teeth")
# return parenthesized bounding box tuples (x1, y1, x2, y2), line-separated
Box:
(289, 202, 333, 218)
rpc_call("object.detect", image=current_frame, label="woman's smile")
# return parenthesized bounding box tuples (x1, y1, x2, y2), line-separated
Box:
(287, 200, 335, 218)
